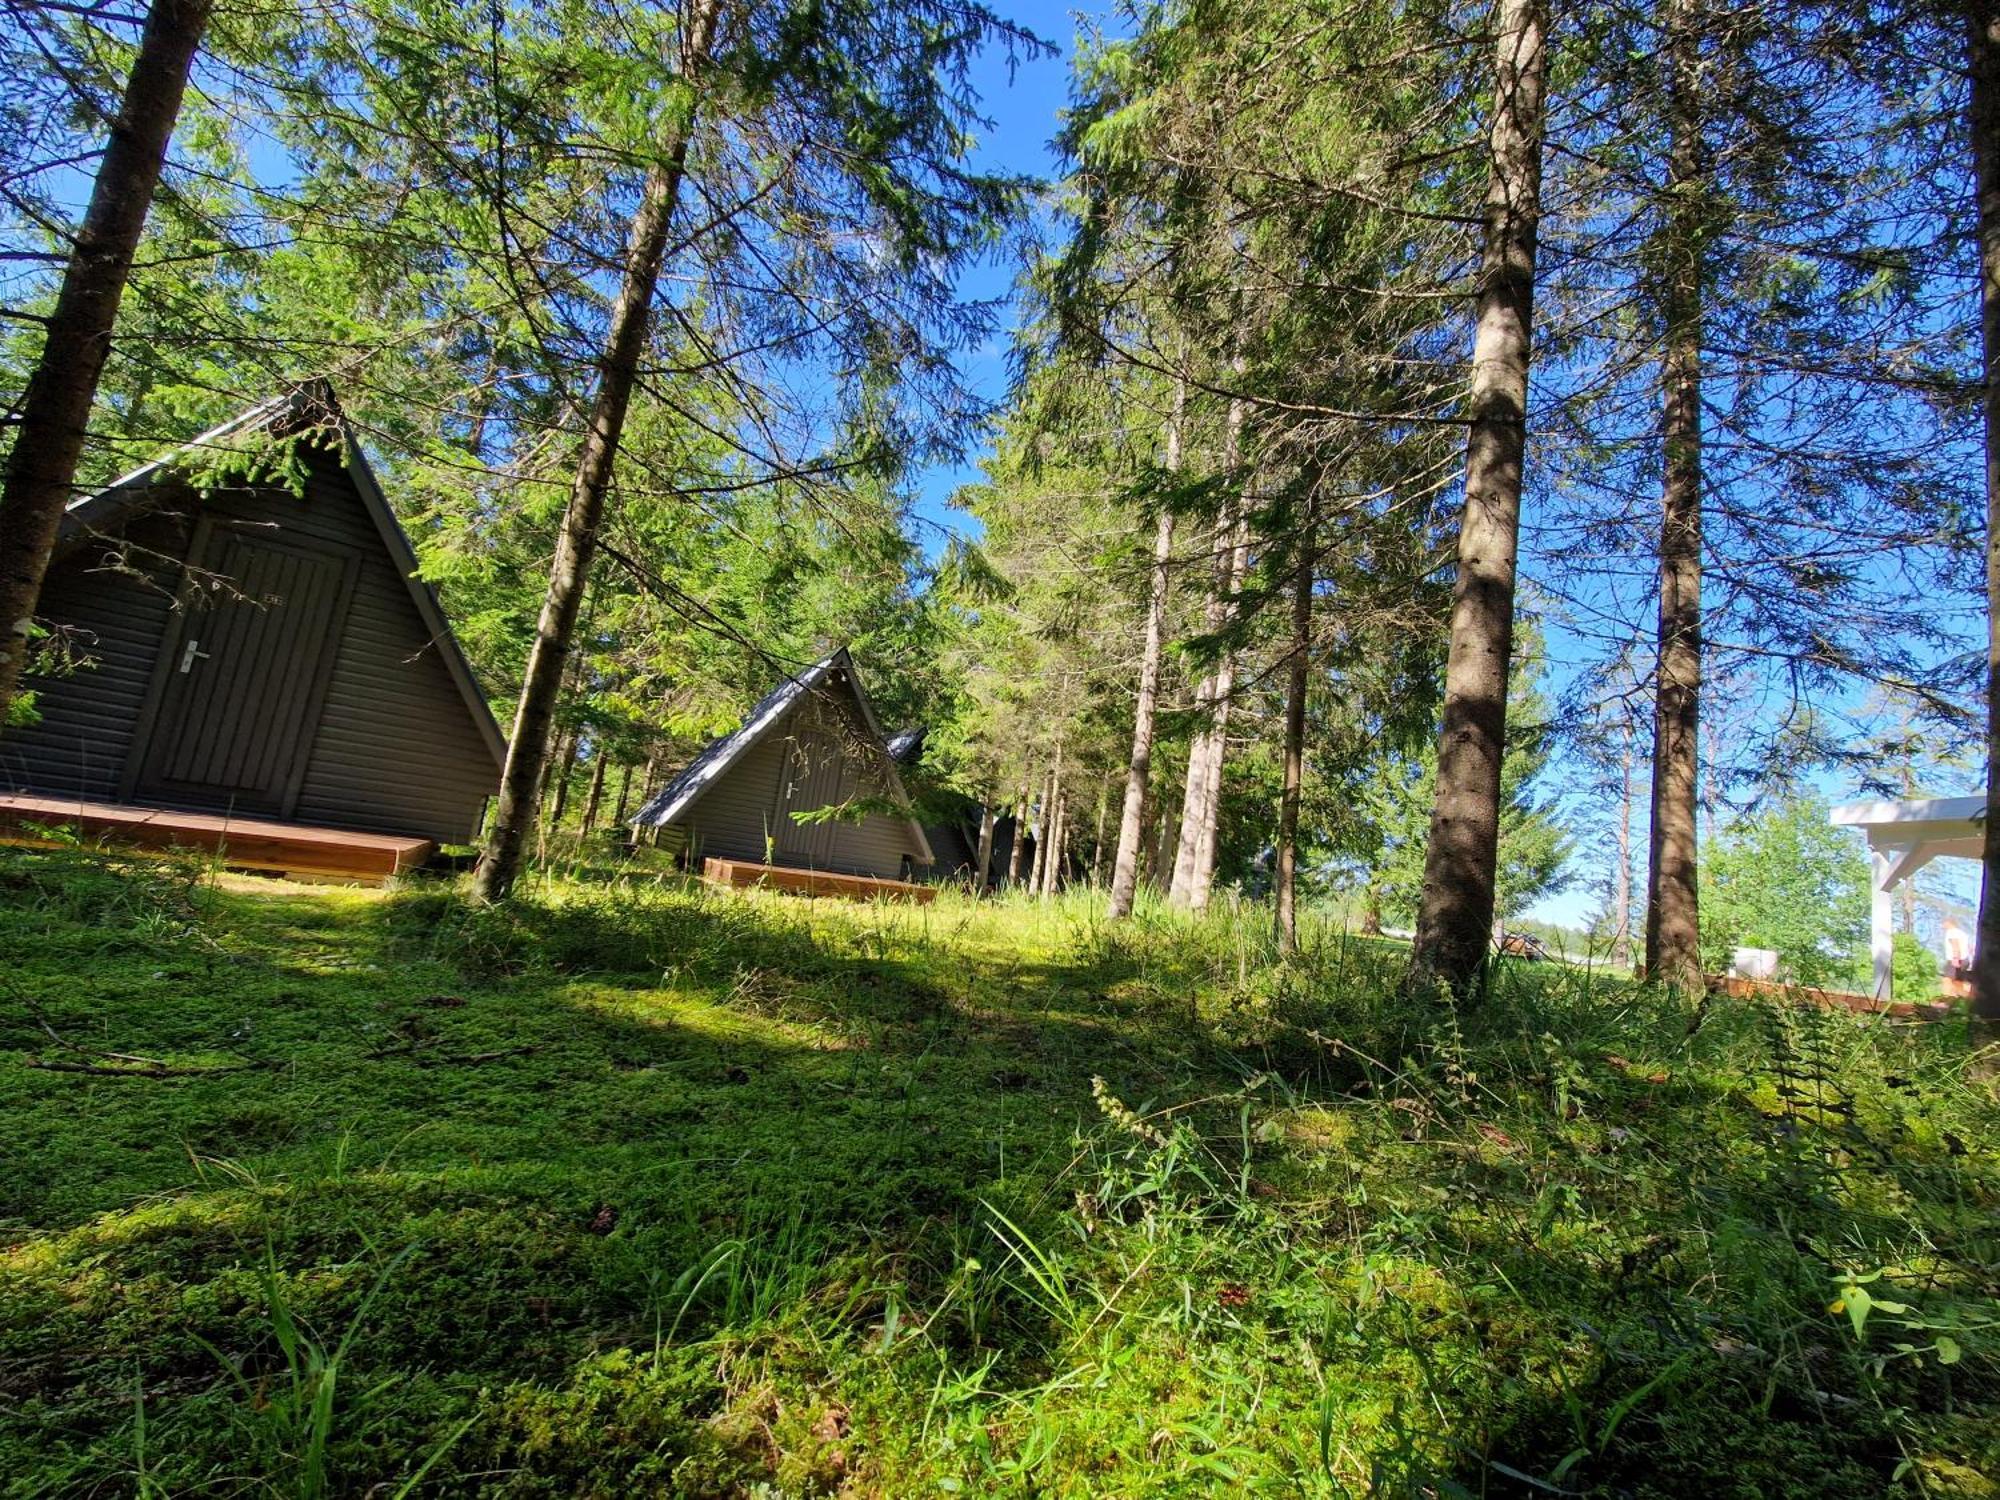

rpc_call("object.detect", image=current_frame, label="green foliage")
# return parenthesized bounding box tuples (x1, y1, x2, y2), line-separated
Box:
(1355, 642, 1572, 927)
(1700, 794, 1869, 987)
(3, 850, 1994, 1495)
(1887, 929, 1942, 1002)
(1837, 930, 1945, 1005)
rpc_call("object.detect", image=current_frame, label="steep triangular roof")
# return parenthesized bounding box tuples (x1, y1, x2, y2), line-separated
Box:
(632, 647, 933, 862)
(58, 383, 506, 769)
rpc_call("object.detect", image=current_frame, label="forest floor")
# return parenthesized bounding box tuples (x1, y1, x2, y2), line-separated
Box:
(2, 844, 1998, 1498)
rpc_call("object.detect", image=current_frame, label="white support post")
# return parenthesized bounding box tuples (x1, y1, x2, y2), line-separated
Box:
(1870, 847, 1895, 1001)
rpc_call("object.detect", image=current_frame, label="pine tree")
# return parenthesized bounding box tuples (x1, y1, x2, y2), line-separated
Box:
(1410, 0, 1550, 994)
(1967, 0, 2000, 1021)
(0, 0, 212, 723)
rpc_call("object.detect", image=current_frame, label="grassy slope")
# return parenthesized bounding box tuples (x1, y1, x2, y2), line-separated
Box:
(1, 847, 1997, 1498)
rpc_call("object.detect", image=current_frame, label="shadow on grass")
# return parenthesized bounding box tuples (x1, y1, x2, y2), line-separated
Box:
(3, 850, 1995, 1496)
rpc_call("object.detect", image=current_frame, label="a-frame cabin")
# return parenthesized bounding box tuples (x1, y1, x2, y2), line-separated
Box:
(0, 385, 504, 875)
(632, 649, 933, 882)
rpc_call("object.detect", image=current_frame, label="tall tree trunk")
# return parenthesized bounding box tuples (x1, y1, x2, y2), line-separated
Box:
(1612, 718, 1635, 970)
(1109, 389, 1184, 918)
(1276, 518, 1315, 955)
(1170, 401, 1249, 909)
(1969, 0, 2000, 1020)
(1027, 770, 1051, 891)
(472, 0, 721, 902)
(613, 761, 635, 827)
(1168, 663, 1220, 905)
(975, 801, 997, 891)
(1186, 509, 1250, 913)
(1150, 790, 1177, 890)
(1410, 0, 1548, 995)
(635, 755, 660, 845)
(1042, 792, 1066, 897)
(546, 731, 582, 829)
(1090, 784, 1109, 886)
(1006, 783, 1028, 885)
(579, 752, 608, 834)
(0, 0, 213, 724)
(1039, 745, 1065, 897)
(1644, 0, 1705, 994)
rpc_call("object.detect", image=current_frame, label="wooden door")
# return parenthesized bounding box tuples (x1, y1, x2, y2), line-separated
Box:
(775, 728, 852, 867)
(128, 526, 358, 817)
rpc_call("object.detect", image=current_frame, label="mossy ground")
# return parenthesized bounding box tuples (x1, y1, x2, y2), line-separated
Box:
(2, 844, 1997, 1496)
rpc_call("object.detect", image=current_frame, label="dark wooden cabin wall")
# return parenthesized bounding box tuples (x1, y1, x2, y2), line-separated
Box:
(0, 514, 183, 803)
(674, 696, 928, 878)
(3, 451, 497, 844)
(271, 457, 494, 843)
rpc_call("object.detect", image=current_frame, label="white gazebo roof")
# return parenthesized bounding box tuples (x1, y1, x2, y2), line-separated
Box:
(1828, 795, 1985, 999)
(1830, 795, 1986, 880)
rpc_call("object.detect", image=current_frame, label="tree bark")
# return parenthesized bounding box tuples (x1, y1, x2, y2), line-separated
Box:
(634, 755, 660, 845)
(546, 730, 581, 830)
(0, 0, 213, 724)
(1360, 887, 1384, 937)
(1410, 0, 1548, 995)
(580, 752, 608, 834)
(1027, 770, 1051, 891)
(472, 0, 721, 901)
(1612, 718, 1635, 971)
(613, 761, 635, 827)
(1109, 389, 1183, 919)
(1171, 392, 1250, 909)
(1039, 744, 1065, 897)
(1042, 791, 1067, 897)
(1186, 509, 1250, 912)
(1006, 783, 1028, 885)
(1090, 783, 1109, 886)
(1276, 518, 1315, 955)
(975, 801, 997, 891)
(1644, 0, 1705, 994)
(1969, 0, 2000, 1020)
(1150, 791, 1177, 890)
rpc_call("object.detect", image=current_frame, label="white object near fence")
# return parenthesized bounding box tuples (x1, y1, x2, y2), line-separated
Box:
(1828, 796, 1984, 1002)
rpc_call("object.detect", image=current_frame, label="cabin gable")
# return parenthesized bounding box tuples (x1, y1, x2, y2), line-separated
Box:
(638, 653, 932, 880)
(3, 415, 502, 846)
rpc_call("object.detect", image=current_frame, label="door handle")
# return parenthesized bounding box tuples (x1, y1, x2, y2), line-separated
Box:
(178, 639, 211, 674)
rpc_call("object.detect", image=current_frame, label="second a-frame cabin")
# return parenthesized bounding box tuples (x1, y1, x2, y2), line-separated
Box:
(0, 384, 505, 879)
(632, 650, 933, 883)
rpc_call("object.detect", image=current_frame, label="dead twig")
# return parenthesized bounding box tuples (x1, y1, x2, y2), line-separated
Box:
(23, 1056, 272, 1078)
(363, 1038, 540, 1066)
(21, 1017, 272, 1077)
(429, 1045, 540, 1066)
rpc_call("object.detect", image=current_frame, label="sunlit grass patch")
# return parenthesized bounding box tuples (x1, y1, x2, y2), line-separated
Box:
(2, 846, 1996, 1495)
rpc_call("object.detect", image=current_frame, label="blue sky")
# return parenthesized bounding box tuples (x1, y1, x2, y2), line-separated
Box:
(908, 1, 1987, 941)
(905, 0, 1093, 548)
(15, 1, 1978, 939)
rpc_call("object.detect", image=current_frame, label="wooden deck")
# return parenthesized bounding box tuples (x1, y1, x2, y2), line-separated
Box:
(700, 856, 936, 904)
(0, 793, 434, 885)
(1709, 973, 1959, 1022)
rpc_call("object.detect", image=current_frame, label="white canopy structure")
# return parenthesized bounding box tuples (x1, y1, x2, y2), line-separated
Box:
(1828, 796, 1984, 999)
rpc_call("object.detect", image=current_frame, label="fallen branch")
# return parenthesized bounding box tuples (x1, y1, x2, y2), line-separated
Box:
(20, 1016, 273, 1077)
(363, 1036, 444, 1060)
(428, 1045, 540, 1066)
(23, 1056, 272, 1078)
(363, 1039, 539, 1066)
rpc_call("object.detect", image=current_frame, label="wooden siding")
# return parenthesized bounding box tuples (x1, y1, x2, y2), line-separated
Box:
(0, 513, 183, 804)
(675, 697, 926, 879)
(3, 451, 497, 844)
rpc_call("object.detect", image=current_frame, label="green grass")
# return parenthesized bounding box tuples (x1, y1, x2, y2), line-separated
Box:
(2, 845, 1997, 1497)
